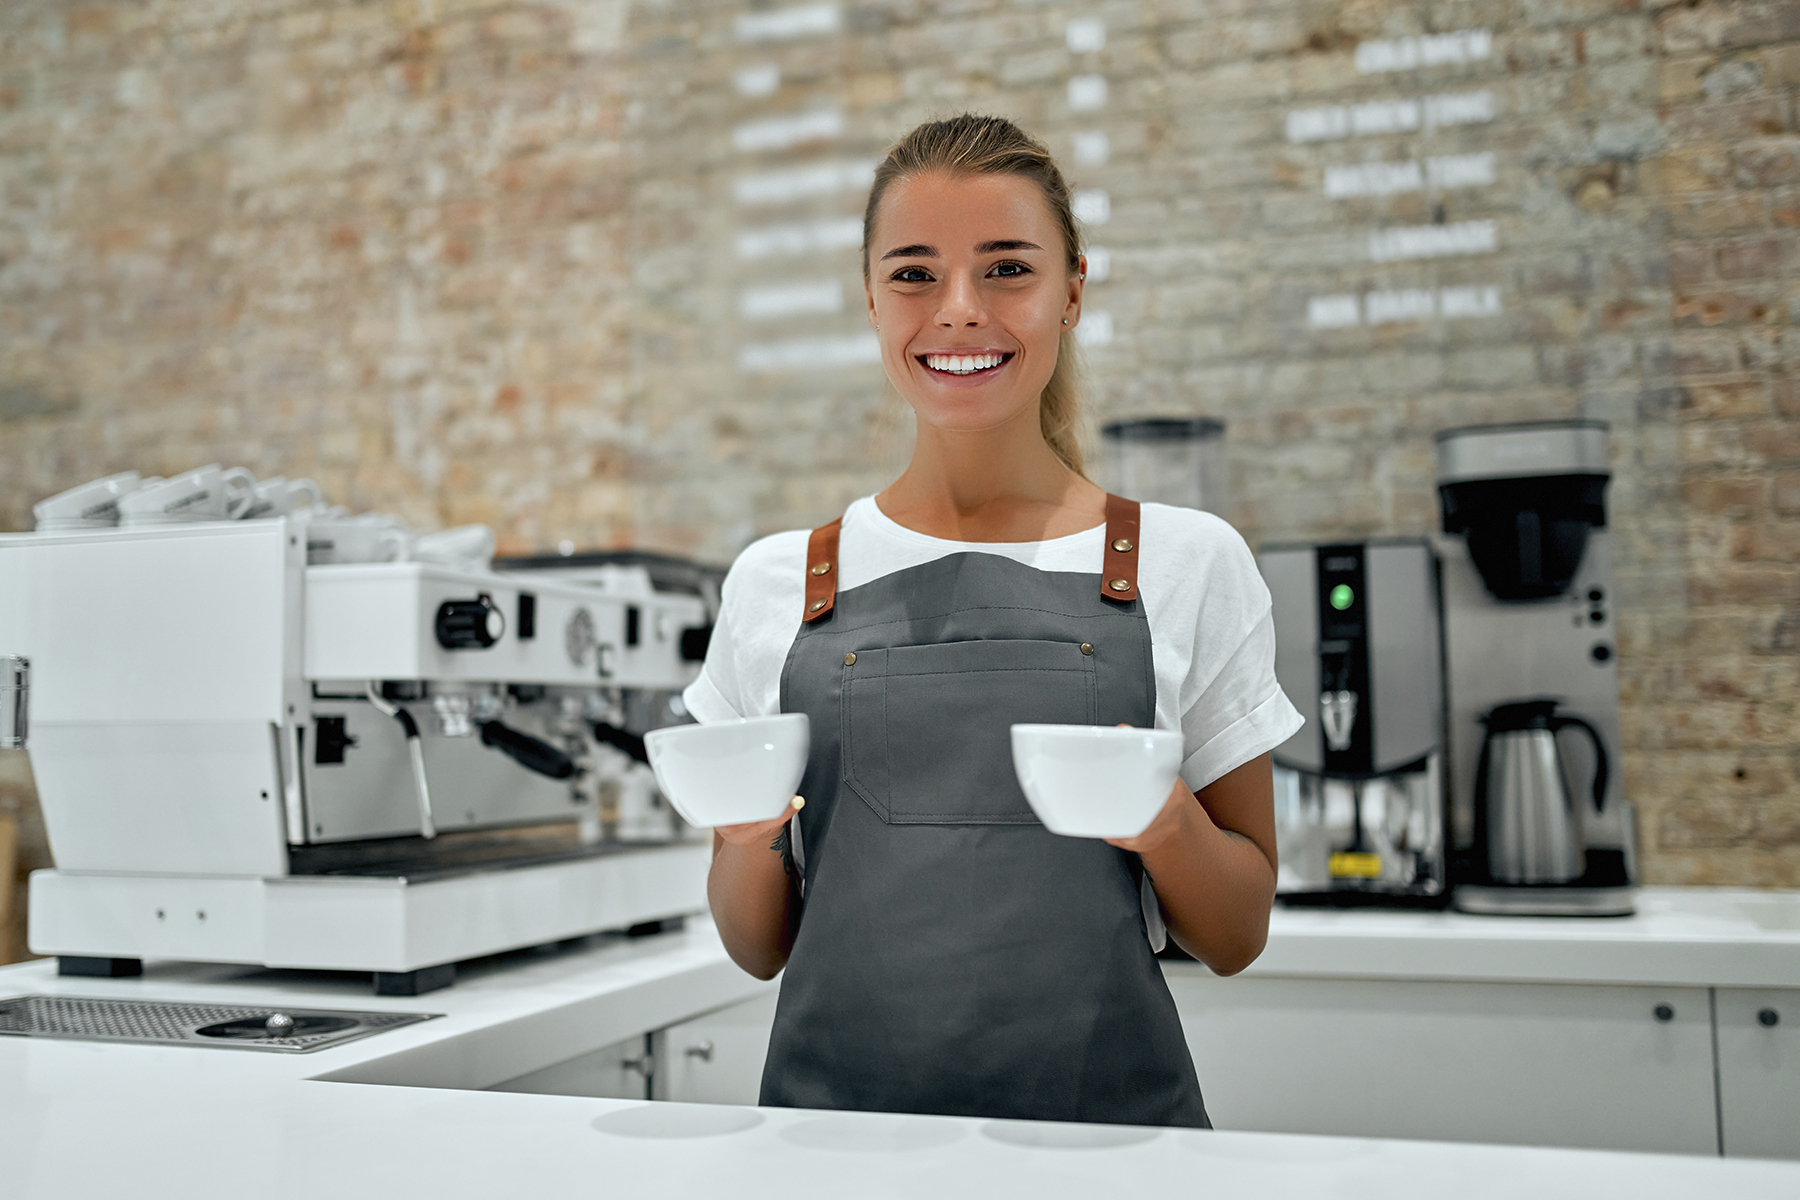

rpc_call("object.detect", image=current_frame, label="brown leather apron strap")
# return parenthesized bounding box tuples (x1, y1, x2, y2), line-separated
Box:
(1101, 494, 1141, 604)
(803, 518, 844, 622)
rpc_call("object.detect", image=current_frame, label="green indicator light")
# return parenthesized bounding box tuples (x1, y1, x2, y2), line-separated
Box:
(1329, 584, 1355, 611)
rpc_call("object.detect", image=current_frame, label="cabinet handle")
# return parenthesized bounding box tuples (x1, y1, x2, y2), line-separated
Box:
(1653, 1003, 1675, 1023)
(622, 1053, 655, 1078)
(1758, 1008, 1780, 1028)
(684, 1040, 715, 1062)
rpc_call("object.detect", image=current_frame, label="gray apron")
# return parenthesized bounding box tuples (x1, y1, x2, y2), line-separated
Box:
(759, 497, 1210, 1128)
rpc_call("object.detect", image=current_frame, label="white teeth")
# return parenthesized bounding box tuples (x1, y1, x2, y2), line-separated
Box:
(925, 353, 1004, 374)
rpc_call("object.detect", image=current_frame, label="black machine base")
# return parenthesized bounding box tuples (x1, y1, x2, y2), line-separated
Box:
(1278, 889, 1453, 910)
(373, 963, 456, 996)
(1450, 848, 1637, 917)
(57, 956, 143, 978)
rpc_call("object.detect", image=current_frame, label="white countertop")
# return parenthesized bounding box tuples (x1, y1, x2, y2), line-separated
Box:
(5, 890, 1800, 1198)
(1238, 886, 1800, 987)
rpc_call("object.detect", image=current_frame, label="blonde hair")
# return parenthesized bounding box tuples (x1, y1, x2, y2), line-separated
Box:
(862, 114, 1088, 476)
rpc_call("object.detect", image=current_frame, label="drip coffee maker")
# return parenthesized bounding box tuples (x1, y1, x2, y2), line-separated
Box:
(1435, 421, 1638, 916)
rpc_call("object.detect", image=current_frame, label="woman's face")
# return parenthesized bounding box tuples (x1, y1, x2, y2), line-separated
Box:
(865, 170, 1083, 438)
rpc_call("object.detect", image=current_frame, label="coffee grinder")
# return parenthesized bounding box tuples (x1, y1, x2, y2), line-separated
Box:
(1435, 420, 1638, 916)
(1260, 539, 1450, 905)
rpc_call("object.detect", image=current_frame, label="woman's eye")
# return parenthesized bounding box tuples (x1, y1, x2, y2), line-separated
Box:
(891, 267, 932, 283)
(989, 261, 1031, 278)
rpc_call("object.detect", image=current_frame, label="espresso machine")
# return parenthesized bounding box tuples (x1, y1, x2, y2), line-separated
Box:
(1435, 421, 1638, 916)
(0, 483, 718, 993)
(1260, 540, 1450, 904)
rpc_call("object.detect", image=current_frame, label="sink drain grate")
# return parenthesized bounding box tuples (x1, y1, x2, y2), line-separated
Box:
(0, 994, 436, 1053)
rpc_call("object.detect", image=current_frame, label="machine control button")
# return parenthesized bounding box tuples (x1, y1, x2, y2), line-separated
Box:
(1758, 1007, 1780, 1027)
(1654, 1003, 1675, 1023)
(436, 595, 505, 649)
(1588, 588, 1605, 602)
(1591, 643, 1613, 663)
(565, 607, 596, 665)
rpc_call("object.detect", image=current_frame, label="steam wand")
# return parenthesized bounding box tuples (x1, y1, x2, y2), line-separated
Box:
(366, 682, 436, 839)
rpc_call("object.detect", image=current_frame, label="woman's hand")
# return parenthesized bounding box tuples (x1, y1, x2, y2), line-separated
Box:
(713, 796, 805, 851)
(1104, 778, 1199, 856)
(1101, 753, 1279, 976)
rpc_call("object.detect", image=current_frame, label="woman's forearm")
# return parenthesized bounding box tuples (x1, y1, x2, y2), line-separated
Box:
(708, 827, 800, 980)
(1116, 754, 1279, 975)
(1136, 802, 1275, 973)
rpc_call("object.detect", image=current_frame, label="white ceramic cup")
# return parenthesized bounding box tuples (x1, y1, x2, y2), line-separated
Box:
(643, 714, 810, 828)
(1010, 724, 1184, 839)
(118, 464, 256, 525)
(412, 524, 495, 570)
(303, 515, 410, 564)
(241, 476, 324, 520)
(33, 471, 144, 530)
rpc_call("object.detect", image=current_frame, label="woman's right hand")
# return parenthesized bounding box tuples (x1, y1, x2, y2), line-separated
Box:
(713, 796, 804, 849)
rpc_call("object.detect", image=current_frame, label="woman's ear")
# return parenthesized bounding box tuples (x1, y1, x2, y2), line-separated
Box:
(1065, 254, 1086, 325)
(867, 283, 879, 331)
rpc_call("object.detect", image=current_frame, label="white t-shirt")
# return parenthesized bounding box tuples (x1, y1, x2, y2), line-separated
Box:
(684, 496, 1304, 793)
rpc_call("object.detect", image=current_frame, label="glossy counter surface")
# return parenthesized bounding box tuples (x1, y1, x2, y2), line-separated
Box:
(2, 891, 1798, 1198)
(1245, 886, 1800, 986)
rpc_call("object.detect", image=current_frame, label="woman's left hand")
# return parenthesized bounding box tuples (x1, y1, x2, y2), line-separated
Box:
(1103, 775, 1199, 855)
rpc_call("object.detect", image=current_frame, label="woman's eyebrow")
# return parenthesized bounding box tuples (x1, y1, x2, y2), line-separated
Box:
(880, 243, 937, 261)
(878, 238, 1044, 261)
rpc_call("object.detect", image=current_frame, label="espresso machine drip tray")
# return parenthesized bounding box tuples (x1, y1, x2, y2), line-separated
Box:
(0, 995, 438, 1053)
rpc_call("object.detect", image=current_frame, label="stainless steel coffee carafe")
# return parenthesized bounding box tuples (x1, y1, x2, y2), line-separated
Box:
(1475, 699, 1610, 885)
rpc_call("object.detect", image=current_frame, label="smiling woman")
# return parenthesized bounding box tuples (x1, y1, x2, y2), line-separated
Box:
(862, 116, 1089, 481)
(687, 114, 1304, 1131)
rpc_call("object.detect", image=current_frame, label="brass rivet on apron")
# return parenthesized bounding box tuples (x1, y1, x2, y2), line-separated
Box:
(1111, 537, 1134, 553)
(844, 652, 856, 666)
(1080, 643, 1094, 656)
(1108, 578, 1132, 593)
(809, 599, 827, 612)
(811, 562, 832, 576)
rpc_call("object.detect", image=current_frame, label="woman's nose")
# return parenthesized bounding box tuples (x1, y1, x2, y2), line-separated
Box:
(935, 275, 987, 327)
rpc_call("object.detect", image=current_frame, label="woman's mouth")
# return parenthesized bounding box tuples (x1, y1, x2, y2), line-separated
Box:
(919, 352, 1012, 377)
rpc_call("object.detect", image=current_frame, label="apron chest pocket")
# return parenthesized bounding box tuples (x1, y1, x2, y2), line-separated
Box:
(841, 638, 1099, 825)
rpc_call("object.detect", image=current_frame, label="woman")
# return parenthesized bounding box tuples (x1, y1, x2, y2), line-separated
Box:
(683, 114, 1302, 1128)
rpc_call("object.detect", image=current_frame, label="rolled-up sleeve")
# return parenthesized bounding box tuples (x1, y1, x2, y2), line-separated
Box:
(1173, 530, 1305, 792)
(1179, 611, 1304, 791)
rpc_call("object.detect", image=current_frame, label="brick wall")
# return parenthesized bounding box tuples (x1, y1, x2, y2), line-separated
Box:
(1, 0, 1796, 902)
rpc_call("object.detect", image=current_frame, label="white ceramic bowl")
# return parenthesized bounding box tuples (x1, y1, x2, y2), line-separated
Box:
(1010, 724, 1184, 839)
(644, 714, 810, 828)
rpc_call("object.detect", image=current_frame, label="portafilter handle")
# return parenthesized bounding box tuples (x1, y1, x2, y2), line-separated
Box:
(0, 656, 27, 750)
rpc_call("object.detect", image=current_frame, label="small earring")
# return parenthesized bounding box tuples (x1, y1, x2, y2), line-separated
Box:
(1062, 319, 1069, 325)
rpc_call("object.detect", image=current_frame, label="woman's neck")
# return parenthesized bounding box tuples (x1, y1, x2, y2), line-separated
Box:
(875, 415, 1107, 542)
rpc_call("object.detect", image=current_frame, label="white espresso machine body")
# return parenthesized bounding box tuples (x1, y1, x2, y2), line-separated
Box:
(0, 517, 715, 991)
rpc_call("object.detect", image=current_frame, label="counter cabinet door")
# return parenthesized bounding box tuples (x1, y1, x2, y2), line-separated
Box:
(487, 1032, 656, 1101)
(1164, 972, 1718, 1155)
(1717, 986, 1800, 1160)
(660, 988, 780, 1105)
